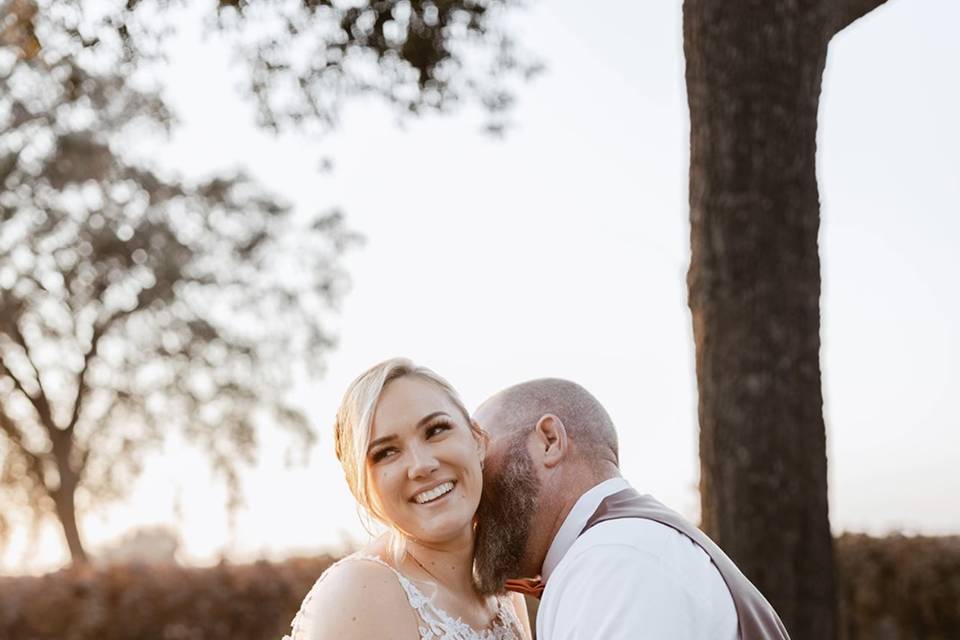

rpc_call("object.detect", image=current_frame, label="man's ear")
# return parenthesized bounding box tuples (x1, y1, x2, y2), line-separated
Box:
(470, 419, 488, 459)
(534, 414, 567, 468)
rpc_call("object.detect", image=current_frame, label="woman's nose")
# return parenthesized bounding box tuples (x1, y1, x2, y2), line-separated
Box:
(407, 444, 439, 479)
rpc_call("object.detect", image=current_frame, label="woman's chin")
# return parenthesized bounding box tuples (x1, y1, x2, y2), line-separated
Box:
(405, 511, 476, 545)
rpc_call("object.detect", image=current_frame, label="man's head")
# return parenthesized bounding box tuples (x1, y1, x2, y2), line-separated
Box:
(472, 378, 620, 594)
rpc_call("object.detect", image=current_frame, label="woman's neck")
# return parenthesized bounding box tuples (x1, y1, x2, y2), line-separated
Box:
(403, 529, 478, 596)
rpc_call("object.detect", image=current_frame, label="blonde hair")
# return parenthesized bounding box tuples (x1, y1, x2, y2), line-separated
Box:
(334, 357, 477, 529)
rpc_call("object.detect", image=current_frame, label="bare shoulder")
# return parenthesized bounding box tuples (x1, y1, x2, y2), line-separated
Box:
(300, 558, 419, 640)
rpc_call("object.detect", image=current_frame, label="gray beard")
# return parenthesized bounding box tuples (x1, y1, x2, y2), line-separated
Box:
(473, 444, 541, 595)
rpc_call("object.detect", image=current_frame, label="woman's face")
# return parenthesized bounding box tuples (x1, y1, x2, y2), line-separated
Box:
(366, 375, 483, 546)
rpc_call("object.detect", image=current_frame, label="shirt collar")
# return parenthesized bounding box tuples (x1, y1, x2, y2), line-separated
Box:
(541, 476, 630, 582)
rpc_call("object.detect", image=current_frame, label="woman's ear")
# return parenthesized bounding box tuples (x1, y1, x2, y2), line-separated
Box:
(534, 413, 567, 468)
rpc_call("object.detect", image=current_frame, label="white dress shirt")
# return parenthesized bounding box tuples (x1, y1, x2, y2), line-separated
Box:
(536, 477, 739, 640)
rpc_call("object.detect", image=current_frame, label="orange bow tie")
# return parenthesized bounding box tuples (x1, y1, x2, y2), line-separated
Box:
(503, 576, 545, 599)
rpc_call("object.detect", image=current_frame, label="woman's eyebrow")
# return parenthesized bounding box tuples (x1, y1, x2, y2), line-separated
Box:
(367, 434, 396, 452)
(416, 411, 450, 428)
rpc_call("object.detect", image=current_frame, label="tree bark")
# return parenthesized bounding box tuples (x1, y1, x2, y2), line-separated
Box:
(51, 428, 88, 565)
(683, 2, 836, 637)
(52, 475, 87, 565)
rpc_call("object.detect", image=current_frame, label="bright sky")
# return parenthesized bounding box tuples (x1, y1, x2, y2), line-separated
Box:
(4, 0, 958, 574)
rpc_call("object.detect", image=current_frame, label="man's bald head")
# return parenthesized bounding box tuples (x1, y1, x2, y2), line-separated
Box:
(475, 378, 619, 464)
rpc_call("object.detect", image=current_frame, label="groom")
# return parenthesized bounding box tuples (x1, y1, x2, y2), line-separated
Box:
(472, 378, 789, 640)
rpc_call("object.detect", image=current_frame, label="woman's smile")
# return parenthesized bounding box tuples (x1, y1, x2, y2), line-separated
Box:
(412, 480, 457, 504)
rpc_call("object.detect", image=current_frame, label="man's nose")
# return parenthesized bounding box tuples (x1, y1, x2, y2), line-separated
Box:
(407, 444, 439, 479)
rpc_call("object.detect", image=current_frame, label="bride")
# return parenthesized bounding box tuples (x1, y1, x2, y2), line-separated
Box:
(283, 358, 532, 640)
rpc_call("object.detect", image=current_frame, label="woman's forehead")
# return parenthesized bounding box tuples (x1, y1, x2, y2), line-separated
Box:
(371, 376, 458, 435)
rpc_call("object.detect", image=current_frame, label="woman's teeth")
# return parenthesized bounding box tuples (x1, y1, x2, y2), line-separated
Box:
(414, 481, 455, 504)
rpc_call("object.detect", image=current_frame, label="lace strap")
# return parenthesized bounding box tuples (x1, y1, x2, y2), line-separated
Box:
(283, 553, 432, 640)
(349, 555, 499, 639)
(287, 554, 522, 640)
(494, 595, 523, 632)
(350, 554, 436, 616)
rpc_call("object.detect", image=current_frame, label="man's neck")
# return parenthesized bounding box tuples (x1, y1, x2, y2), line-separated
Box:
(531, 463, 622, 576)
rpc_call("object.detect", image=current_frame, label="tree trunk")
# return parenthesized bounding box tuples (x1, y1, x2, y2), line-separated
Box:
(52, 479, 87, 565)
(50, 440, 88, 565)
(683, 2, 836, 638)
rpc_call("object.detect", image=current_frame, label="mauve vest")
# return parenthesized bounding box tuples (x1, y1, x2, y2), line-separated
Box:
(581, 487, 791, 640)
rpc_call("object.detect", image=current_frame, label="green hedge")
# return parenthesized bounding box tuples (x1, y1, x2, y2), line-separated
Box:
(1, 535, 957, 640)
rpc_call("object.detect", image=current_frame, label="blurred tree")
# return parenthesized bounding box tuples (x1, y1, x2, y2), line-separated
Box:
(211, 0, 540, 135)
(684, 0, 889, 637)
(0, 0, 534, 566)
(35, 0, 538, 136)
(0, 2, 358, 564)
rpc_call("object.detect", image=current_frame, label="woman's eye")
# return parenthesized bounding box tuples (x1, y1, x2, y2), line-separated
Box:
(371, 448, 396, 463)
(426, 423, 452, 438)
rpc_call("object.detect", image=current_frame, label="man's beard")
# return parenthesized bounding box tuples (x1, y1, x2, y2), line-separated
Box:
(473, 442, 541, 595)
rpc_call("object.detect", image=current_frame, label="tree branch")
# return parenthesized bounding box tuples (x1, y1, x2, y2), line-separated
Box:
(9, 321, 56, 427)
(66, 295, 148, 434)
(833, 0, 890, 36)
(0, 345, 55, 432)
(67, 321, 111, 435)
(0, 404, 48, 490)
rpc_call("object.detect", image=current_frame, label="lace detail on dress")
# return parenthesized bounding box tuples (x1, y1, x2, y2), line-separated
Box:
(282, 553, 524, 640)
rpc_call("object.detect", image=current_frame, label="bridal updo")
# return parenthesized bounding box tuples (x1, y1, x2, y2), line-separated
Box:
(334, 357, 479, 527)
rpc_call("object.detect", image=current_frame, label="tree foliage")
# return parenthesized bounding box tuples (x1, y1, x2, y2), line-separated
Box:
(0, 0, 358, 562)
(1, 0, 535, 564)
(16, 0, 539, 134)
(213, 0, 541, 134)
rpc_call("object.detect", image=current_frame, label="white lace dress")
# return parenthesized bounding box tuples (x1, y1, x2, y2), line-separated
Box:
(282, 554, 525, 640)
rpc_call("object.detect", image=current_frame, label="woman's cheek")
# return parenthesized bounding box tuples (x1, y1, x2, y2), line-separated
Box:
(371, 469, 393, 513)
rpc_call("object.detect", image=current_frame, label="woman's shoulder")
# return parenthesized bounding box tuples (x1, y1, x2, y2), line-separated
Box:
(321, 552, 400, 586)
(290, 554, 420, 640)
(311, 552, 411, 607)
